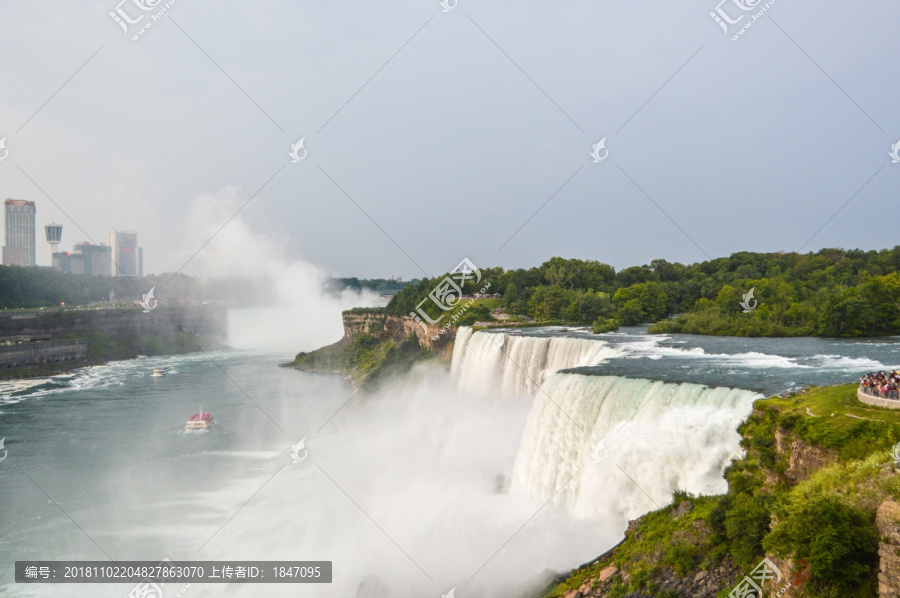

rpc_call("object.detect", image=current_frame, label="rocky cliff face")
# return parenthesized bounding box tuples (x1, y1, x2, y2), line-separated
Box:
(877, 500, 900, 598)
(556, 509, 745, 598)
(567, 560, 745, 598)
(783, 435, 839, 483)
(341, 311, 454, 352)
(287, 310, 456, 389)
(0, 305, 228, 346)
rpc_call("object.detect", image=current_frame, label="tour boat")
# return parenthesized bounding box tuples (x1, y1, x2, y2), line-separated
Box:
(186, 407, 214, 430)
(151, 367, 170, 377)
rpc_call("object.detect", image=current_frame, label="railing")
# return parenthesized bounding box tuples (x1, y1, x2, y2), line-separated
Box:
(859, 385, 900, 400)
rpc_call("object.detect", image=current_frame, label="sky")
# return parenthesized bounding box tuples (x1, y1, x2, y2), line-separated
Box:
(0, 0, 898, 280)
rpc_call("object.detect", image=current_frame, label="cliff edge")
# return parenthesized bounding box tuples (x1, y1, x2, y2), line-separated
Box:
(283, 308, 452, 390)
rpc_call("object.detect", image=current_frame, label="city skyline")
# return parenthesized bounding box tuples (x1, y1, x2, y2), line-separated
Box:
(3, 197, 143, 276)
(0, 1, 897, 280)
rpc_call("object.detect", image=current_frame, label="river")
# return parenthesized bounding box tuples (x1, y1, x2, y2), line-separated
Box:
(1, 321, 899, 597)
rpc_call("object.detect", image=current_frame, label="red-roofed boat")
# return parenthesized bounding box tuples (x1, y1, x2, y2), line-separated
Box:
(186, 406, 214, 430)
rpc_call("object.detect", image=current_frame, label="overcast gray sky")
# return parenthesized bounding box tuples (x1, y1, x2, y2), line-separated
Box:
(0, 0, 897, 279)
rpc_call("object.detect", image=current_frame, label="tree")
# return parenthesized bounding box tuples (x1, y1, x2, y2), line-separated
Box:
(613, 282, 668, 324)
(763, 494, 878, 588)
(724, 493, 772, 569)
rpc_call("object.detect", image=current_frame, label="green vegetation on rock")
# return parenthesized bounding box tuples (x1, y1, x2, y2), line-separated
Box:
(385, 248, 900, 337)
(289, 331, 432, 391)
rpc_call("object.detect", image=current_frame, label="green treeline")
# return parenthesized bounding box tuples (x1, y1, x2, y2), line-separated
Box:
(0, 267, 270, 309)
(385, 247, 900, 337)
(0, 266, 206, 309)
(0, 266, 140, 308)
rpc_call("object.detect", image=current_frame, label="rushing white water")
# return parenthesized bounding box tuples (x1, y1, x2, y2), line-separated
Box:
(451, 327, 761, 522)
(451, 328, 625, 395)
(511, 373, 759, 520)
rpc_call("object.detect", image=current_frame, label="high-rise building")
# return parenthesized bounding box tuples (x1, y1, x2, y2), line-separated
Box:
(45, 223, 62, 263)
(3, 200, 36, 267)
(108, 229, 143, 277)
(73, 242, 113, 276)
(52, 251, 85, 274)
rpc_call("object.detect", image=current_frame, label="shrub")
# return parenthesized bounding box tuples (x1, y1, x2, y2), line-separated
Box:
(724, 494, 772, 569)
(664, 542, 700, 576)
(592, 317, 620, 333)
(763, 494, 878, 588)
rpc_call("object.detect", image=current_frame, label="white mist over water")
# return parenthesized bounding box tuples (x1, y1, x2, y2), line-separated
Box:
(226, 287, 384, 355)
(190, 366, 615, 598)
(177, 187, 383, 355)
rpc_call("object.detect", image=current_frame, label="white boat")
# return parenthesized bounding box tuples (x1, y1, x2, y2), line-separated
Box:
(186, 406, 214, 430)
(151, 367, 170, 377)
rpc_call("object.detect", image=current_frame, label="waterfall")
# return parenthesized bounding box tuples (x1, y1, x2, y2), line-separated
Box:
(451, 328, 625, 395)
(227, 307, 343, 355)
(510, 373, 759, 520)
(450, 327, 761, 522)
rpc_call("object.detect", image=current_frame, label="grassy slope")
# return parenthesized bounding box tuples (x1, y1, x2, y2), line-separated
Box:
(289, 332, 432, 391)
(542, 384, 900, 598)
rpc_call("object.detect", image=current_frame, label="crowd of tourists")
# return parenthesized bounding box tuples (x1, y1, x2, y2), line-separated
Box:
(860, 371, 900, 399)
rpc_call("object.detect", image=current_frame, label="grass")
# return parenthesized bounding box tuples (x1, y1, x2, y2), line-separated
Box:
(758, 385, 900, 461)
(344, 307, 387, 315)
(472, 320, 566, 331)
(541, 494, 723, 597)
(466, 298, 501, 310)
(359, 334, 430, 392)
